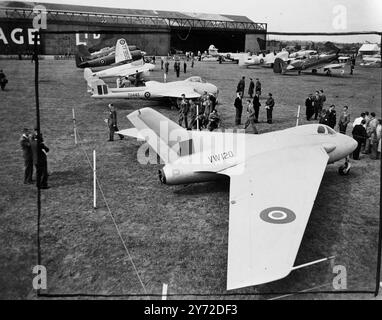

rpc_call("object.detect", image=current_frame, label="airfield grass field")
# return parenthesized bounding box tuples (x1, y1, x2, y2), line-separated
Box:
(0, 58, 381, 300)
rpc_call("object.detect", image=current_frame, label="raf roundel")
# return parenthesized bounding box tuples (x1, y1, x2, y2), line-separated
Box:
(100, 59, 105, 65)
(260, 207, 296, 224)
(119, 39, 126, 45)
(144, 92, 151, 99)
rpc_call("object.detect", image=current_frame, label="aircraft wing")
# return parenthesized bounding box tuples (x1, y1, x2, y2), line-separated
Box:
(320, 63, 345, 70)
(148, 85, 201, 99)
(116, 63, 154, 77)
(220, 145, 329, 290)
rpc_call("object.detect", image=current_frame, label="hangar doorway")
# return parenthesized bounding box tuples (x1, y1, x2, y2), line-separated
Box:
(170, 29, 245, 54)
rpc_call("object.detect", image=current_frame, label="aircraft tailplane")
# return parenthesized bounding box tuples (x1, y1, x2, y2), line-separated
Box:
(125, 108, 188, 163)
(115, 38, 132, 64)
(75, 44, 91, 67)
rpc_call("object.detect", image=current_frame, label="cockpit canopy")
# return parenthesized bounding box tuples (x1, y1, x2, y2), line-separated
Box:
(317, 125, 336, 135)
(185, 76, 206, 83)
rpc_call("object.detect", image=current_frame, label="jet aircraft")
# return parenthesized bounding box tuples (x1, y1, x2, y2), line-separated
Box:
(88, 76, 218, 101)
(117, 108, 357, 290)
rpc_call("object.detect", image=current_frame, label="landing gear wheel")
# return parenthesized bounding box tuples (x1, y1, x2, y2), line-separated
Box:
(338, 161, 351, 175)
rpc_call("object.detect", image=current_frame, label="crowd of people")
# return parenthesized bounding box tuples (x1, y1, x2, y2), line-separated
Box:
(177, 91, 220, 131)
(233, 76, 275, 133)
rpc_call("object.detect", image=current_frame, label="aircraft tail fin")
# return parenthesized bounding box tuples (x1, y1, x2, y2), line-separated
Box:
(123, 108, 188, 163)
(88, 78, 109, 95)
(323, 42, 340, 54)
(115, 38, 132, 63)
(273, 57, 288, 74)
(75, 45, 91, 67)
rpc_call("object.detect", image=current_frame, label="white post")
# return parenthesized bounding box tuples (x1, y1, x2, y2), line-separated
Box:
(162, 283, 168, 300)
(196, 105, 199, 130)
(72, 108, 77, 145)
(93, 150, 97, 209)
(163, 72, 167, 83)
(296, 105, 301, 127)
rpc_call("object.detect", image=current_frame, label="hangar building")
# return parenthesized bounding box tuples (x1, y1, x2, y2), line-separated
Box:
(0, 1, 267, 56)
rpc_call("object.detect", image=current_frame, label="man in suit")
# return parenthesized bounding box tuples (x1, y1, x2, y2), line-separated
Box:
(234, 92, 243, 125)
(20, 128, 33, 184)
(248, 78, 255, 98)
(107, 104, 124, 141)
(255, 78, 261, 96)
(236, 76, 245, 98)
(265, 93, 275, 124)
(327, 105, 337, 129)
(30, 129, 50, 189)
(338, 106, 351, 134)
(253, 90, 261, 123)
(313, 91, 320, 120)
(352, 120, 368, 160)
(178, 94, 189, 129)
(305, 94, 314, 121)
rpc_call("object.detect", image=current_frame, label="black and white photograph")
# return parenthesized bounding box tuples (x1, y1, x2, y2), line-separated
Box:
(0, 0, 381, 306)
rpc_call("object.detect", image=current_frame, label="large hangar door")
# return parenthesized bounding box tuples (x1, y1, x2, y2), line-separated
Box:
(170, 29, 245, 54)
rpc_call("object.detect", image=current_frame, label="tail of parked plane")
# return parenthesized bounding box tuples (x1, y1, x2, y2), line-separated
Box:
(88, 77, 109, 95)
(75, 45, 91, 67)
(273, 57, 288, 74)
(115, 38, 132, 63)
(120, 108, 188, 163)
(323, 42, 340, 54)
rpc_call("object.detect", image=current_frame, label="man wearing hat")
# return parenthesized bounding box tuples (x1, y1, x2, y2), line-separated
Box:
(265, 93, 275, 124)
(248, 78, 255, 98)
(107, 104, 124, 141)
(20, 128, 33, 184)
(30, 129, 50, 189)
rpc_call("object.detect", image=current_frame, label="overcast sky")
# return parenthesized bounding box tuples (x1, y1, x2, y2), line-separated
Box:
(22, 0, 382, 43)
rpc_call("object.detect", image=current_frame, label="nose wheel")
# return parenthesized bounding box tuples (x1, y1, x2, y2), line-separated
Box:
(338, 158, 351, 175)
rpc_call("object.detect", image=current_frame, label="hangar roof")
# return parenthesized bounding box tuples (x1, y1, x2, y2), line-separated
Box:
(0, 1, 256, 24)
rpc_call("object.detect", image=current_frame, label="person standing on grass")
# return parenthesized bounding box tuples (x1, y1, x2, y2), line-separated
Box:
(236, 76, 245, 98)
(183, 60, 187, 73)
(305, 93, 315, 121)
(107, 104, 124, 141)
(253, 90, 261, 123)
(338, 106, 351, 134)
(234, 92, 243, 125)
(244, 99, 258, 134)
(178, 94, 189, 129)
(20, 128, 33, 184)
(352, 119, 367, 160)
(30, 129, 50, 189)
(248, 78, 254, 98)
(327, 105, 337, 129)
(0, 69, 8, 91)
(255, 78, 261, 96)
(265, 93, 275, 124)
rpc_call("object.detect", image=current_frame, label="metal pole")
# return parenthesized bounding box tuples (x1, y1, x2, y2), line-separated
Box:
(196, 104, 199, 130)
(292, 256, 335, 271)
(34, 30, 41, 298)
(72, 108, 77, 145)
(296, 105, 301, 127)
(93, 150, 97, 209)
(162, 283, 168, 300)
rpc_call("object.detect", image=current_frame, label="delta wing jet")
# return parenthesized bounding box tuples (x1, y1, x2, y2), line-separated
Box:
(117, 108, 357, 290)
(88, 76, 218, 101)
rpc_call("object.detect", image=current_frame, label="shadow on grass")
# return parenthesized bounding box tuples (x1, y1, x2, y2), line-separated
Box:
(49, 168, 90, 186)
(174, 176, 230, 195)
